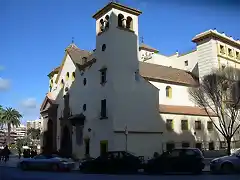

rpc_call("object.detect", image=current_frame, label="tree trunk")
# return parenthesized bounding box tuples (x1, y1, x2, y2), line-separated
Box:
(226, 138, 232, 156)
(7, 123, 11, 145)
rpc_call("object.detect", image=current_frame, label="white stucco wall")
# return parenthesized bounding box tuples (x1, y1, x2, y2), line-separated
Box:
(150, 81, 195, 106)
(196, 39, 219, 79)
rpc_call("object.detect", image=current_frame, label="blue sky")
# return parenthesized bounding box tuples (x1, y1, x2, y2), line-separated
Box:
(0, 0, 239, 124)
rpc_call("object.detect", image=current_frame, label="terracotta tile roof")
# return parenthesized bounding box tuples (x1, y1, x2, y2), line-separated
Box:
(139, 62, 199, 87)
(55, 44, 93, 83)
(48, 66, 60, 77)
(139, 43, 159, 53)
(65, 44, 92, 65)
(40, 92, 54, 112)
(159, 104, 217, 117)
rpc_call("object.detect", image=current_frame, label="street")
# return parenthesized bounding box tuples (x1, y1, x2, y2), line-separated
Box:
(0, 167, 239, 180)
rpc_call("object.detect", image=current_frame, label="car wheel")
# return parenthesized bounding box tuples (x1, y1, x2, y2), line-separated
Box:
(52, 164, 59, 171)
(21, 163, 28, 171)
(221, 163, 234, 174)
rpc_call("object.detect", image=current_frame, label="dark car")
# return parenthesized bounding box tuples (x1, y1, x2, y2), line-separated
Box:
(79, 151, 143, 174)
(144, 148, 205, 174)
(210, 149, 240, 174)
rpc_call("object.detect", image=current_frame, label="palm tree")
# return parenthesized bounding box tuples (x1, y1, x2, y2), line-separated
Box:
(1, 107, 22, 145)
(0, 105, 4, 129)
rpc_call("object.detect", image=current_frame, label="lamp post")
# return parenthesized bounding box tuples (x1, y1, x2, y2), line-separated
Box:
(124, 125, 128, 152)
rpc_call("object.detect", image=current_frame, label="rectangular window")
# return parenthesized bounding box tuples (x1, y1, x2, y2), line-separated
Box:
(195, 120, 202, 130)
(101, 99, 107, 118)
(209, 142, 215, 150)
(182, 142, 190, 148)
(100, 68, 107, 84)
(166, 143, 175, 151)
(184, 60, 188, 66)
(207, 121, 213, 131)
(181, 120, 188, 130)
(195, 143, 202, 150)
(228, 48, 233, 57)
(236, 51, 240, 60)
(166, 119, 173, 131)
(220, 45, 225, 54)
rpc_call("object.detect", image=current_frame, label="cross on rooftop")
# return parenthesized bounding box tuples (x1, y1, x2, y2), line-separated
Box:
(71, 37, 75, 44)
(140, 36, 144, 43)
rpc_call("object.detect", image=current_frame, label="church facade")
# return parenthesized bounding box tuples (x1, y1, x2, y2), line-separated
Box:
(40, 2, 240, 158)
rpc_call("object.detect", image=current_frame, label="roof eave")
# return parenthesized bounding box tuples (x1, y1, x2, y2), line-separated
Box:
(139, 47, 159, 53)
(92, 2, 142, 20)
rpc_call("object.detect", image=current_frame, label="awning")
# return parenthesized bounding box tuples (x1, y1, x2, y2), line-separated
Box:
(68, 113, 86, 126)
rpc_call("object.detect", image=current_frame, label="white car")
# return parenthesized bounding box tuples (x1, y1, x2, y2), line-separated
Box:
(18, 154, 75, 171)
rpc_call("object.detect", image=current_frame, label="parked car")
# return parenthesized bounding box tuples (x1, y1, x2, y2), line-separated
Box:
(210, 149, 240, 174)
(18, 154, 75, 172)
(79, 151, 143, 174)
(144, 148, 205, 174)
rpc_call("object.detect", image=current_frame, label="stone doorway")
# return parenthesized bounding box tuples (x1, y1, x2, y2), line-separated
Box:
(43, 119, 53, 154)
(60, 125, 72, 157)
(84, 138, 90, 156)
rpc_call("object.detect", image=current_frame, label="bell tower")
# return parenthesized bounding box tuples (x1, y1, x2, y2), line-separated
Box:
(92, 2, 142, 90)
(93, 2, 141, 36)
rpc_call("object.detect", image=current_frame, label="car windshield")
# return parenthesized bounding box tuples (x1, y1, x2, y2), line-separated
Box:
(126, 151, 137, 156)
(34, 155, 46, 159)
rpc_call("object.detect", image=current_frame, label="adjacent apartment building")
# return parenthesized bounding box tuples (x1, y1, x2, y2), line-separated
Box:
(27, 119, 43, 131)
(40, 2, 240, 158)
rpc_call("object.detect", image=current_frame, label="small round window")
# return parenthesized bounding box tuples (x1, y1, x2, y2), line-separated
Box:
(83, 104, 86, 111)
(83, 78, 87, 86)
(102, 44, 106, 51)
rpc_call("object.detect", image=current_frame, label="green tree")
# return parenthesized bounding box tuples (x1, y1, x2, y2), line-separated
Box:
(1, 107, 22, 145)
(27, 128, 41, 140)
(189, 67, 240, 155)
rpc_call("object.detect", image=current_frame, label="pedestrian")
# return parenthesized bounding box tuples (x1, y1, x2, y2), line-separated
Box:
(18, 148, 22, 159)
(0, 149, 3, 161)
(30, 149, 34, 158)
(3, 145, 10, 163)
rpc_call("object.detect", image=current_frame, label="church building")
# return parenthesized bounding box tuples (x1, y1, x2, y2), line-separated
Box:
(40, 2, 240, 158)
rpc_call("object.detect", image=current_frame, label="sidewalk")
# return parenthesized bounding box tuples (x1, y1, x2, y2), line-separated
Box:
(0, 157, 21, 167)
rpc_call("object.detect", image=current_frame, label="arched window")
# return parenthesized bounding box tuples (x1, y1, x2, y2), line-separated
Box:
(105, 15, 109, 29)
(72, 72, 75, 81)
(118, 14, 124, 27)
(126, 16, 133, 30)
(83, 78, 87, 86)
(61, 79, 64, 88)
(99, 19, 104, 32)
(166, 86, 172, 98)
(66, 72, 69, 80)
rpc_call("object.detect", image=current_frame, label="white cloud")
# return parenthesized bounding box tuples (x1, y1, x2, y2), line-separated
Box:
(21, 98, 37, 109)
(0, 77, 10, 91)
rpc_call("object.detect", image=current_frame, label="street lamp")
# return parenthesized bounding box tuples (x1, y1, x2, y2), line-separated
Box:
(124, 125, 128, 152)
